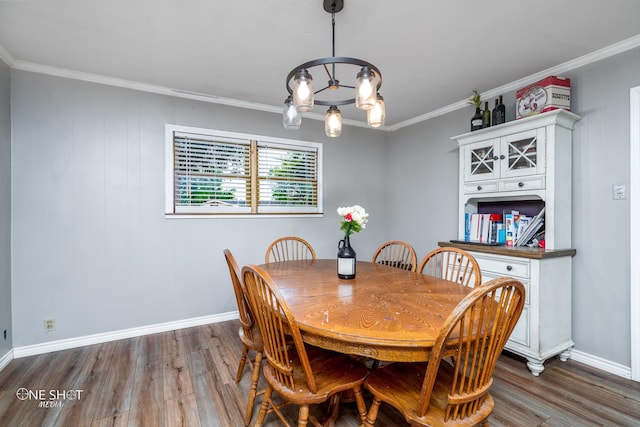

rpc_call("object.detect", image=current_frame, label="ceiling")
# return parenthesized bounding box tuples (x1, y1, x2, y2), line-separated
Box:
(0, 0, 639, 130)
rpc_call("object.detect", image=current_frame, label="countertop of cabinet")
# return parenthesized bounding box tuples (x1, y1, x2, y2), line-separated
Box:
(438, 241, 576, 260)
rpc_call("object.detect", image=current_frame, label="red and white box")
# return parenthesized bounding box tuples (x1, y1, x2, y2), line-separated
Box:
(516, 76, 571, 119)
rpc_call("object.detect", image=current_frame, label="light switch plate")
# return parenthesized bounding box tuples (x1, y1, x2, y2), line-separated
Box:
(613, 184, 626, 200)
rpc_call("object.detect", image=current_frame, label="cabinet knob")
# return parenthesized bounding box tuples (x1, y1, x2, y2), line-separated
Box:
(506, 265, 513, 271)
(493, 156, 499, 161)
(500, 155, 505, 160)
(518, 182, 525, 187)
(477, 185, 482, 191)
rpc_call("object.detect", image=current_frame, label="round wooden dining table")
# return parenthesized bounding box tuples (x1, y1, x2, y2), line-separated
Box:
(259, 259, 473, 362)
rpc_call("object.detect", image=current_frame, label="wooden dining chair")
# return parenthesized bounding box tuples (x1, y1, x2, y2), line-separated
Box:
(242, 264, 369, 427)
(371, 240, 418, 272)
(363, 277, 526, 427)
(418, 246, 482, 288)
(223, 249, 264, 426)
(264, 236, 316, 264)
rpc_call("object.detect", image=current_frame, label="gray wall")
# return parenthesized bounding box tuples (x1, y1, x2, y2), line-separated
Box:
(387, 47, 640, 367)
(0, 60, 11, 355)
(10, 70, 389, 346)
(8, 46, 640, 368)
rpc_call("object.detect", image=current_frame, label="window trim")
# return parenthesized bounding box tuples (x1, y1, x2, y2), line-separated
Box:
(164, 124, 323, 218)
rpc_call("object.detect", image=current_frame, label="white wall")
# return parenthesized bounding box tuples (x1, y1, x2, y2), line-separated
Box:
(0, 59, 11, 355)
(387, 47, 640, 367)
(10, 70, 389, 347)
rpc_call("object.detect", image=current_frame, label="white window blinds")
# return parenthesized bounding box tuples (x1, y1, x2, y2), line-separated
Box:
(165, 125, 322, 216)
(257, 142, 319, 213)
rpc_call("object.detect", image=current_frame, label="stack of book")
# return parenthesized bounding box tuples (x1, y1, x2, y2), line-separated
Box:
(464, 208, 545, 246)
(513, 208, 545, 246)
(464, 213, 502, 243)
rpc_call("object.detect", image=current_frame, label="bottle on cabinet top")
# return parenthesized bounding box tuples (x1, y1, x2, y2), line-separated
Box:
(491, 99, 499, 127)
(482, 101, 491, 128)
(470, 107, 483, 131)
(493, 95, 506, 125)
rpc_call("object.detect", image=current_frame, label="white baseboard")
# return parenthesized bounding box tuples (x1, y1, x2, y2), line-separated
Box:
(2, 314, 633, 382)
(0, 348, 14, 371)
(570, 349, 632, 379)
(12, 311, 239, 359)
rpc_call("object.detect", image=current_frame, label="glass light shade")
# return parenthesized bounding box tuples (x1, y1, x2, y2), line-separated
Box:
(325, 106, 342, 138)
(292, 69, 314, 112)
(283, 96, 301, 129)
(355, 66, 377, 110)
(367, 95, 385, 128)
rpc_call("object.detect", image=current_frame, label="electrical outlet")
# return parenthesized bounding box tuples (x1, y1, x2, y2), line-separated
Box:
(44, 317, 56, 332)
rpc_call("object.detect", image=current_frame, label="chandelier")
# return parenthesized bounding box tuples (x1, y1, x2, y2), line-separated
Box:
(283, 0, 385, 137)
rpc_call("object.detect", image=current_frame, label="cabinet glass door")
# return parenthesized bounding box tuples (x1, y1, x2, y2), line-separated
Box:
(502, 129, 546, 178)
(465, 140, 500, 181)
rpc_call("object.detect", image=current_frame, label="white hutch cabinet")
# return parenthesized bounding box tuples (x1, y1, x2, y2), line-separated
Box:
(444, 109, 580, 376)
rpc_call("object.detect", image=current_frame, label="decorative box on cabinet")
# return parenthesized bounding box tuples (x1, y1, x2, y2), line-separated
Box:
(448, 110, 580, 376)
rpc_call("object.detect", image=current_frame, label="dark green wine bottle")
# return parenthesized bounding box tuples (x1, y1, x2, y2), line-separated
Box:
(495, 95, 506, 125)
(491, 98, 499, 126)
(482, 101, 491, 128)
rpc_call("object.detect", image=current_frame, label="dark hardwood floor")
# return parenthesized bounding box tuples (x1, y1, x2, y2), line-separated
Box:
(0, 320, 639, 426)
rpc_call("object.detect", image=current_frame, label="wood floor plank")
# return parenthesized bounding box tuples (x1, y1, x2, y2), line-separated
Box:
(202, 330, 236, 386)
(177, 327, 207, 354)
(0, 321, 638, 426)
(137, 333, 163, 364)
(164, 393, 201, 427)
(542, 364, 640, 425)
(80, 341, 117, 377)
(0, 353, 48, 417)
(187, 349, 235, 425)
(163, 355, 194, 402)
(161, 330, 187, 362)
(90, 412, 129, 427)
(92, 338, 137, 420)
(40, 346, 93, 426)
(52, 370, 108, 427)
(127, 357, 164, 427)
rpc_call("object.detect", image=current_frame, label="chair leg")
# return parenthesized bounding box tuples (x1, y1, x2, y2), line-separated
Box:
(236, 345, 249, 383)
(364, 396, 382, 427)
(324, 393, 341, 425)
(352, 386, 368, 424)
(298, 404, 310, 427)
(244, 351, 263, 426)
(255, 385, 273, 427)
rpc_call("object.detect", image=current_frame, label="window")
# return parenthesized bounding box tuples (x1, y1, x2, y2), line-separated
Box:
(165, 125, 323, 216)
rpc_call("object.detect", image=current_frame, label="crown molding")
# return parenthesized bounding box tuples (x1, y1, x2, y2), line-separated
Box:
(12, 59, 283, 112)
(0, 41, 15, 67)
(6, 34, 640, 132)
(389, 33, 640, 131)
(11, 60, 377, 130)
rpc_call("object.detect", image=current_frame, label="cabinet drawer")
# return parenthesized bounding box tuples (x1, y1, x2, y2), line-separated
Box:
(480, 271, 530, 305)
(463, 180, 499, 194)
(474, 254, 530, 279)
(500, 175, 545, 192)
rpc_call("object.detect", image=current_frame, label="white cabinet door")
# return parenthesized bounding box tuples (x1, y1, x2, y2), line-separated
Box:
(463, 128, 546, 185)
(500, 127, 546, 178)
(463, 139, 501, 182)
